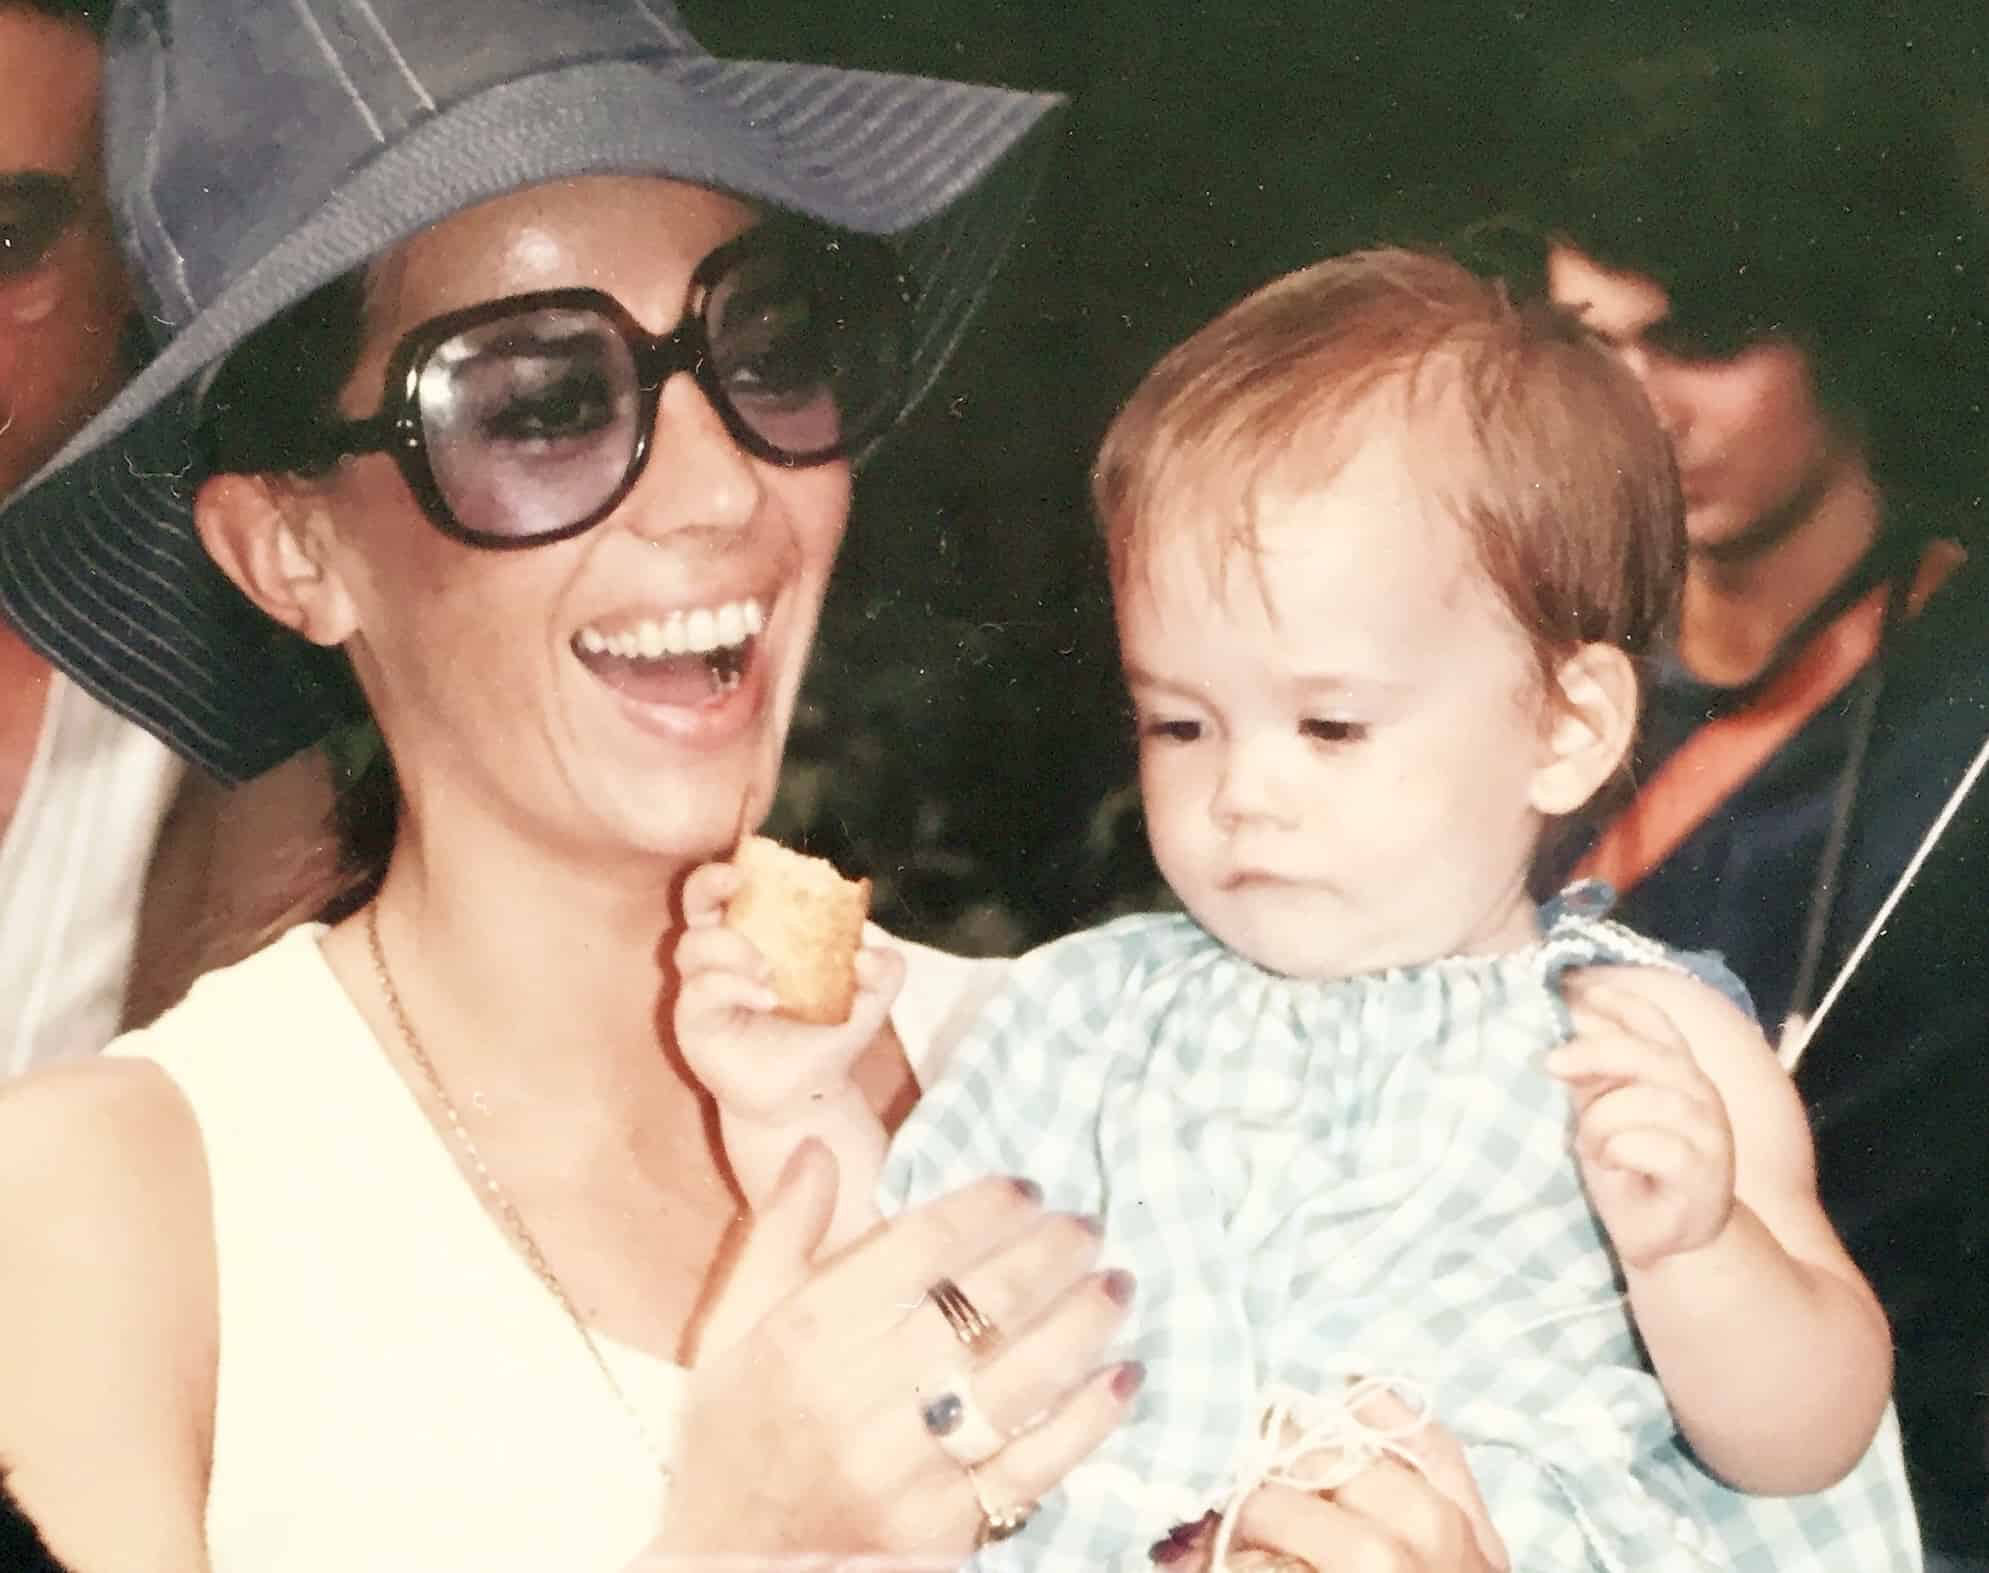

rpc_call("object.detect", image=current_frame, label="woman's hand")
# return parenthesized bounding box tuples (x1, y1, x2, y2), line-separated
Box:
(640, 1142, 1140, 1567)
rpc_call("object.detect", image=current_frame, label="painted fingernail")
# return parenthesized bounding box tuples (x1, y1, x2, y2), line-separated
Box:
(1072, 1212, 1104, 1237)
(1112, 1359, 1146, 1400)
(1101, 1267, 1137, 1306)
(1166, 1513, 1217, 1546)
(1149, 1537, 1189, 1564)
(1010, 1177, 1043, 1202)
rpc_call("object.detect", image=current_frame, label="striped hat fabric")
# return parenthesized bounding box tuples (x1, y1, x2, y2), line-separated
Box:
(0, 0, 1064, 783)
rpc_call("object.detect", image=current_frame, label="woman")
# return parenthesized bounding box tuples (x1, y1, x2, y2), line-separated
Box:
(0, 3, 1505, 1570)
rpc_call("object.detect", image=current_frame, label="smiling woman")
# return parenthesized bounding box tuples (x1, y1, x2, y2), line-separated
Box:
(0, 5, 1163, 1572)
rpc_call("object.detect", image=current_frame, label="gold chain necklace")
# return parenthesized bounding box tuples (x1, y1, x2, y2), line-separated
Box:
(364, 903, 675, 1484)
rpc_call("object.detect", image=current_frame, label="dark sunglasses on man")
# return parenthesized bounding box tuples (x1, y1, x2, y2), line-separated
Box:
(210, 219, 912, 549)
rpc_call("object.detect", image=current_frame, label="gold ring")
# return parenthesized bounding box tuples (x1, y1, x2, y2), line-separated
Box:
(966, 1464, 1037, 1546)
(927, 1276, 1001, 1354)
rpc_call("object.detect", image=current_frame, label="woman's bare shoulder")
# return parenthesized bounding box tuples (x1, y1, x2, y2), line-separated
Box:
(0, 1058, 217, 1572)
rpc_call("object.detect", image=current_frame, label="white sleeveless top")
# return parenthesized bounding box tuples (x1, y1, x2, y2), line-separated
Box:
(106, 920, 1007, 1573)
(2, 673, 183, 1077)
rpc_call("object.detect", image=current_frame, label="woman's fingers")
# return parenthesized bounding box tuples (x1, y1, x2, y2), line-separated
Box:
(667, 1175, 1138, 1567)
(965, 1258, 1133, 1435)
(806, 1173, 1056, 1338)
(966, 1355, 1145, 1525)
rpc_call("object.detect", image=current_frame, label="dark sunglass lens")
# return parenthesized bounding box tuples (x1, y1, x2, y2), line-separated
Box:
(705, 239, 905, 461)
(417, 307, 642, 539)
(0, 174, 78, 283)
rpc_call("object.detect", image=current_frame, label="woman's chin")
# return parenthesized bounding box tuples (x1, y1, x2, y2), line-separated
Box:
(562, 760, 773, 870)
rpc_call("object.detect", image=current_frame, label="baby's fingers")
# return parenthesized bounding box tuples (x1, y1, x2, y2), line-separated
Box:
(1576, 1083, 1719, 1171)
(679, 858, 744, 928)
(1591, 1125, 1699, 1182)
(841, 944, 907, 1042)
(674, 923, 772, 988)
(677, 965, 780, 1028)
(1563, 971, 1690, 1048)
(1545, 1029, 1701, 1097)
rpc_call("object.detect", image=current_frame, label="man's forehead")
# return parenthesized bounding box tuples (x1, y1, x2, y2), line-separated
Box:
(1544, 243, 1671, 342)
(0, 11, 103, 177)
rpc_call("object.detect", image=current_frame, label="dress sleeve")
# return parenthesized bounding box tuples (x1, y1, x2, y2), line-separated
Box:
(872, 925, 1012, 1090)
(1541, 881, 1758, 1023)
(878, 930, 1121, 1220)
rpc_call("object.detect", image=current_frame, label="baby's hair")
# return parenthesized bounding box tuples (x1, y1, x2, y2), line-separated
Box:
(1092, 247, 1685, 697)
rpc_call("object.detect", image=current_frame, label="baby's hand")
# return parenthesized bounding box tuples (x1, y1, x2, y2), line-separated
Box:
(672, 858, 905, 1130)
(1546, 971, 1738, 1271)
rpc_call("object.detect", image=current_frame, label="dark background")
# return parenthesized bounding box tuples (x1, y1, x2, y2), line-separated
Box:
(683, 1, 1989, 954)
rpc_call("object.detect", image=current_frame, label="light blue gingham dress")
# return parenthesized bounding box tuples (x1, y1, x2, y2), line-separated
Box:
(880, 898, 1921, 1572)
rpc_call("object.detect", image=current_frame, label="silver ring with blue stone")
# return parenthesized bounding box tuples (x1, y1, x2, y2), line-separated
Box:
(919, 1375, 1007, 1466)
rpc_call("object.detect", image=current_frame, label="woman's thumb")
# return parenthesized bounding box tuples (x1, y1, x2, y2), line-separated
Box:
(686, 1139, 838, 1361)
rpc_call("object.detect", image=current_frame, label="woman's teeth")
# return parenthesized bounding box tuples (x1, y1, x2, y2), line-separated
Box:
(575, 597, 765, 661)
(573, 597, 764, 693)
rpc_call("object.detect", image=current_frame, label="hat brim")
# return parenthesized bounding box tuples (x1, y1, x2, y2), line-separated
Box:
(0, 55, 1062, 783)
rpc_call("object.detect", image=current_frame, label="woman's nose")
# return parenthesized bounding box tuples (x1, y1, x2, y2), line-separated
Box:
(624, 371, 762, 539)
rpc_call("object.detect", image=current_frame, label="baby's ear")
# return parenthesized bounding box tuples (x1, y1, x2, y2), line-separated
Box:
(194, 472, 357, 648)
(1530, 642, 1638, 816)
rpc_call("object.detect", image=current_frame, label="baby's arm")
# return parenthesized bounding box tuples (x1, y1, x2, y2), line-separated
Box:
(673, 859, 905, 1254)
(1547, 967, 1891, 1494)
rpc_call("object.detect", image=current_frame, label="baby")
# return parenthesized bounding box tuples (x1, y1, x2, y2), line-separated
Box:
(675, 249, 1917, 1570)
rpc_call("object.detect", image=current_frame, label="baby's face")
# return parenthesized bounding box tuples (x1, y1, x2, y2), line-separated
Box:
(1118, 436, 1557, 980)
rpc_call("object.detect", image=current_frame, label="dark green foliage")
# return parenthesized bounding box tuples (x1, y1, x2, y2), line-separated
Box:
(688, 0, 1989, 952)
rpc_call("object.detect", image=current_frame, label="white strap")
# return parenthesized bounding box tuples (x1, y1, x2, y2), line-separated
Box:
(1781, 723, 1989, 1071)
(1208, 1379, 1432, 1571)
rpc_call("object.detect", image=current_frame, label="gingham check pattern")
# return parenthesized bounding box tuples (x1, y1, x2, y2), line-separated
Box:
(881, 902, 1920, 1572)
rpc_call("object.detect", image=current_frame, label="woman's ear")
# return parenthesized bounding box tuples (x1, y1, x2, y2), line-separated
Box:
(194, 473, 357, 648)
(1529, 643, 1639, 816)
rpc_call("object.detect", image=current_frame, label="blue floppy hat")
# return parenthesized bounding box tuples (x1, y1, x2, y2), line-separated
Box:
(0, 0, 1063, 783)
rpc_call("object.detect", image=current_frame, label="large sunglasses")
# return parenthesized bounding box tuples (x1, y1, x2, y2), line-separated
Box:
(241, 221, 910, 549)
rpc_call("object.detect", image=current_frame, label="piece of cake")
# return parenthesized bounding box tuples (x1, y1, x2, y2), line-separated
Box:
(723, 836, 871, 1026)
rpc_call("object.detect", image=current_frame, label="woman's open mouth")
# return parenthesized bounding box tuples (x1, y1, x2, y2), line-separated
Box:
(571, 596, 764, 707)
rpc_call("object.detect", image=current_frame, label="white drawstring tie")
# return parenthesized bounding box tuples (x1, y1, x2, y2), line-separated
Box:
(1205, 1377, 1433, 1571)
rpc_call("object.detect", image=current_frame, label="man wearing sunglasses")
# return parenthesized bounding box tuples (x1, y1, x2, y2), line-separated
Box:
(1, 0, 332, 1082)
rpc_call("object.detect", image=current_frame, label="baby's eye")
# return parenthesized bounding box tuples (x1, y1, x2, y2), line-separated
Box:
(1301, 718, 1366, 745)
(1141, 718, 1203, 744)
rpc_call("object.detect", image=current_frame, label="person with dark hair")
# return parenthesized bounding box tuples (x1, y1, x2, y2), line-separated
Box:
(1512, 26, 1989, 1570)
(0, 3, 1509, 1571)
(0, 0, 162, 1067)
(1, 0, 331, 1074)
